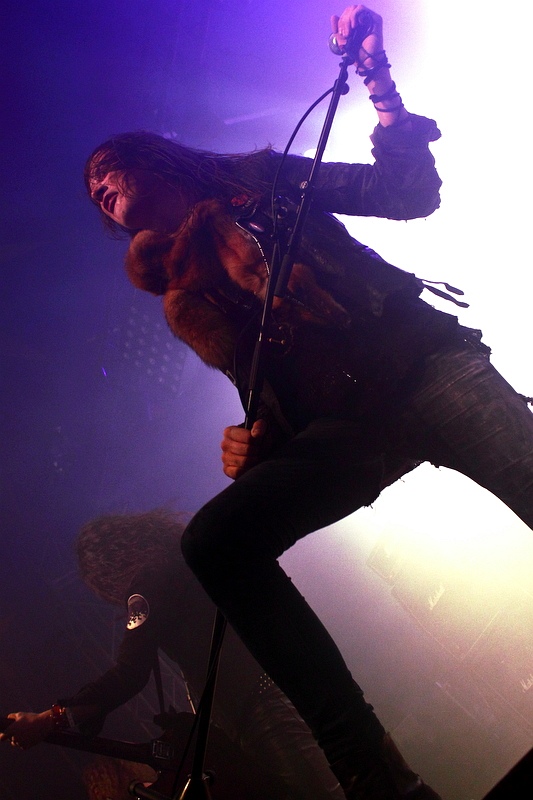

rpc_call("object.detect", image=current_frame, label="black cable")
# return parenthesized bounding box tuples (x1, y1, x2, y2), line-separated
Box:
(270, 86, 334, 239)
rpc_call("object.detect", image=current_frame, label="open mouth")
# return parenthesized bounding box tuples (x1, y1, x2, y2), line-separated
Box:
(103, 192, 118, 214)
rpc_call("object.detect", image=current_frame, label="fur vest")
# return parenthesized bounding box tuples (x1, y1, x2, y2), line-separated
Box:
(125, 200, 355, 374)
(125, 198, 460, 431)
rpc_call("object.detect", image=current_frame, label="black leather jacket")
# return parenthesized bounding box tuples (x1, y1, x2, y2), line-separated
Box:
(223, 116, 461, 433)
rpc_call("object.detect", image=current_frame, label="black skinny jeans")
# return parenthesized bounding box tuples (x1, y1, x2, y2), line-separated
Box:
(181, 343, 533, 767)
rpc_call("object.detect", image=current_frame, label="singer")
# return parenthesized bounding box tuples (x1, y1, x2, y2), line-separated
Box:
(78, 5, 531, 799)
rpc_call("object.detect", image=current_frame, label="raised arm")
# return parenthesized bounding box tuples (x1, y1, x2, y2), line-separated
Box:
(331, 5, 410, 129)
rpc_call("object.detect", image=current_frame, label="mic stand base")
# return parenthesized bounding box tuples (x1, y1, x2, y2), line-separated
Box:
(129, 772, 214, 800)
(177, 773, 213, 799)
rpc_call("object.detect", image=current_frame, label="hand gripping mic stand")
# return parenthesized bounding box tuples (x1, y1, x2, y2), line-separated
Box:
(131, 41, 361, 800)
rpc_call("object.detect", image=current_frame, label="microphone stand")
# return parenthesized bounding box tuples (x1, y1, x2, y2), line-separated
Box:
(245, 54, 353, 425)
(175, 612, 226, 798)
(178, 50, 356, 800)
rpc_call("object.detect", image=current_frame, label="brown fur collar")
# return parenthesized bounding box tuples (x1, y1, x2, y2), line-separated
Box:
(125, 200, 350, 370)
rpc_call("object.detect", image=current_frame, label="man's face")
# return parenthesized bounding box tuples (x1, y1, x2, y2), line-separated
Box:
(89, 167, 189, 232)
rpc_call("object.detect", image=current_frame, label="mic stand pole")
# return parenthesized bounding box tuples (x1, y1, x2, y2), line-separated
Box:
(246, 52, 354, 423)
(179, 51, 355, 800)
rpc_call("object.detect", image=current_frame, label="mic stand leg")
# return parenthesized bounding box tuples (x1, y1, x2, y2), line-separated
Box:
(176, 610, 226, 799)
(177, 772, 213, 800)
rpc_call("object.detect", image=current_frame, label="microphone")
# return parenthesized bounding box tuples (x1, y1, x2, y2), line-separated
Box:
(329, 10, 374, 61)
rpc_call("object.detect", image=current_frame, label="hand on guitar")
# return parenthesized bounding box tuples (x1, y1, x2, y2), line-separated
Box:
(221, 418, 269, 480)
(0, 710, 55, 750)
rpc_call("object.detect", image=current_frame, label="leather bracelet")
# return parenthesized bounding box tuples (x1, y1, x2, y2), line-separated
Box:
(357, 61, 391, 85)
(369, 81, 398, 104)
(373, 102, 404, 114)
(363, 64, 391, 85)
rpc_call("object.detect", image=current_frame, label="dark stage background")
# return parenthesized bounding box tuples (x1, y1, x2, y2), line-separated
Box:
(2, 2, 532, 798)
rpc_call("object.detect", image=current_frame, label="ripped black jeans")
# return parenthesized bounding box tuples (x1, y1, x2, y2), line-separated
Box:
(181, 343, 533, 767)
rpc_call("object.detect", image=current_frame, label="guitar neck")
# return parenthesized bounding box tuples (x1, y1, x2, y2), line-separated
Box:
(0, 716, 174, 771)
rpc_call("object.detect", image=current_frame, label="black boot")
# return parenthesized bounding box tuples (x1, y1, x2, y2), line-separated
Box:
(331, 733, 442, 800)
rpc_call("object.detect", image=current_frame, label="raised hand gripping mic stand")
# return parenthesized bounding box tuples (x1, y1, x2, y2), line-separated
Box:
(131, 17, 371, 800)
